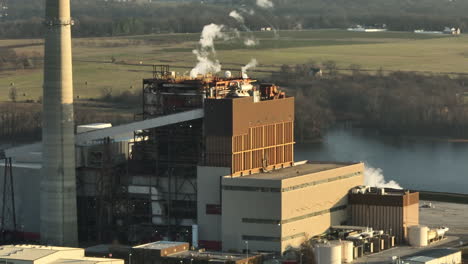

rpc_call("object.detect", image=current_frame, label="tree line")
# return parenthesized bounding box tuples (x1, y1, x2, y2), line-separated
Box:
(3, 60, 468, 143)
(0, 47, 41, 71)
(273, 63, 468, 142)
(1, 0, 468, 38)
(0, 102, 133, 144)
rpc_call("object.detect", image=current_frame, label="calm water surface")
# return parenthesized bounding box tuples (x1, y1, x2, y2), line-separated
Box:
(295, 126, 468, 194)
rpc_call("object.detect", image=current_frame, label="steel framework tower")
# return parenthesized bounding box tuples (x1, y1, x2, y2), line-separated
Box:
(0, 151, 17, 242)
(40, 0, 78, 246)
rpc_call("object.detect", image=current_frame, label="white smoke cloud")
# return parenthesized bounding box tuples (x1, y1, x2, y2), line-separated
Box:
(256, 0, 274, 8)
(364, 166, 402, 189)
(199, 23, 229, 50)
(244, 38, 258, 46)
(229, 10, 244, 24)
(190, 50, 222, 78)
(190, 23, 228, 77)
(239, 7, 255, 15)
(229, 9, 259, 47)
(241, 58, 258, 78)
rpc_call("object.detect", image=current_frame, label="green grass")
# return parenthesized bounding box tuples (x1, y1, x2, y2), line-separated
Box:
(0, 29, 467, 101)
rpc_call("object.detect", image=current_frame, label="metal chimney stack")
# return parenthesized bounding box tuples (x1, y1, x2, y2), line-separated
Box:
(41, 0, 78, 246)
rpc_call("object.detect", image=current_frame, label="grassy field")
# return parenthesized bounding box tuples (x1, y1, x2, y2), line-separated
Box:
(0, 29, 467, 101)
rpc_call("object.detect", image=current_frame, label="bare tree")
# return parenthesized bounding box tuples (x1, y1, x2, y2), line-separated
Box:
(323, 60, 337, 76)
(8, 86, 17, 102)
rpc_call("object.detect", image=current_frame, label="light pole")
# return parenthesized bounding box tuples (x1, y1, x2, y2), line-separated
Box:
(190, 258, 194, 264)
(300, 253, 304, 264)
(129, 253, 132, 264)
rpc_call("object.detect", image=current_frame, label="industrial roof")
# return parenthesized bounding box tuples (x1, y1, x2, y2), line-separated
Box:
(5, 109, 204, 159)
(405, 248, 460, 261)
(236, 161, 356, 180)
(49, 258, 123, 264)
(133, 241, 188, 250)
(0, 245, 81, 261)
(167, 250, 250, 262)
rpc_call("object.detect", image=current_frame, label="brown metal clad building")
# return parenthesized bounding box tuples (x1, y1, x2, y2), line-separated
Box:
(349, 189, 419, 243)
(203, 96, 295, 176)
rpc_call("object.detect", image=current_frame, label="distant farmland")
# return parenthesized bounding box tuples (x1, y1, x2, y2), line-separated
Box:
(0, 29, 467, 101)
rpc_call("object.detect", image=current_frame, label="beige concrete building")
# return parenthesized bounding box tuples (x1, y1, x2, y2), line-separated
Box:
(221, 161, 364, 253)
(0, 245, 123, 264)
(197, 166, 230, 250)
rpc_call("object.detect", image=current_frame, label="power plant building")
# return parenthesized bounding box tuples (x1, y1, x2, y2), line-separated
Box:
(220, 162, 364, 253)
(196, 87, 365, 252)
(0, 0, 419, 253)
(348, 186, 419, 243)
(1, 67, 366, 253)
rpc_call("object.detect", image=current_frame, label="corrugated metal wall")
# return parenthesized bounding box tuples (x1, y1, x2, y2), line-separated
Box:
(231, 121, 294, 175)
(204, 121, 294, 175)
(350, 204, 405, 243)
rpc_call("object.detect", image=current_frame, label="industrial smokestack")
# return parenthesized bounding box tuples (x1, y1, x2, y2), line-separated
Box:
(40, 0, 78, 246)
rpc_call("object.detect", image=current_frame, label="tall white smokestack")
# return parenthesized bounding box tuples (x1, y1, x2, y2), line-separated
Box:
(41, 0, 78, 246)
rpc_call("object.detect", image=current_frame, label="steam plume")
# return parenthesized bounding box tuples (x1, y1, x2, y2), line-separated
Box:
(190, 23, 228, 77)
(244, 38, 258, 46)
(364, 166, 402, 189)
(229, 9, 259, 47)
(241, 58, 258, 78)
(239, 7, 255, 15)
(199, 23, 228, 50)
(256, 0, 274, 8)
(229, 11, 244, 24)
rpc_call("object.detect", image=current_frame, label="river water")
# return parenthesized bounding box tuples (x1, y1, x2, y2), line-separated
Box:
(295, 125, 468, 194)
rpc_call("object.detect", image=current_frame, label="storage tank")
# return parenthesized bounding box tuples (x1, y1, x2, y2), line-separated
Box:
(427, 229, 437, 241)
(315, 242, 342, 264)
(436, 227, 449, 238)
(192, 224, 198, 248)
(408, 225, 428, 247)
(341, 241, 354, 263)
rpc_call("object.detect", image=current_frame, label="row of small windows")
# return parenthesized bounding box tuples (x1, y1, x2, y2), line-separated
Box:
(223, 172, 362, 193)
(222, 186, 281, 192)
(241, 232, 306, 242)
(242, 205, 347, 225)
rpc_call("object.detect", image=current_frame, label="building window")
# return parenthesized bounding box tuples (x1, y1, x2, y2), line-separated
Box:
(242, 235, 281, 242)
(242, 205, 347, 225)
(206, 204, 222, 215)
(222, 185, 281, 192)
(242, 233, 305, 242)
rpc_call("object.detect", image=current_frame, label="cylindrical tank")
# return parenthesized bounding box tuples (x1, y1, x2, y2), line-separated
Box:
(436, 227, 449, 237)
(427, 230, 437, 241)
(192, 224, 199, 248)
(408, 225, 429, 247)
(315, 243, 342, 264)
(341, 241, 354, 263)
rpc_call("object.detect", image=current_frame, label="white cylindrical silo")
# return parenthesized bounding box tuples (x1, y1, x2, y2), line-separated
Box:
(408, 226, 428, 247)
(315, 242, 342, 264)
(341, 241, 354, 263)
